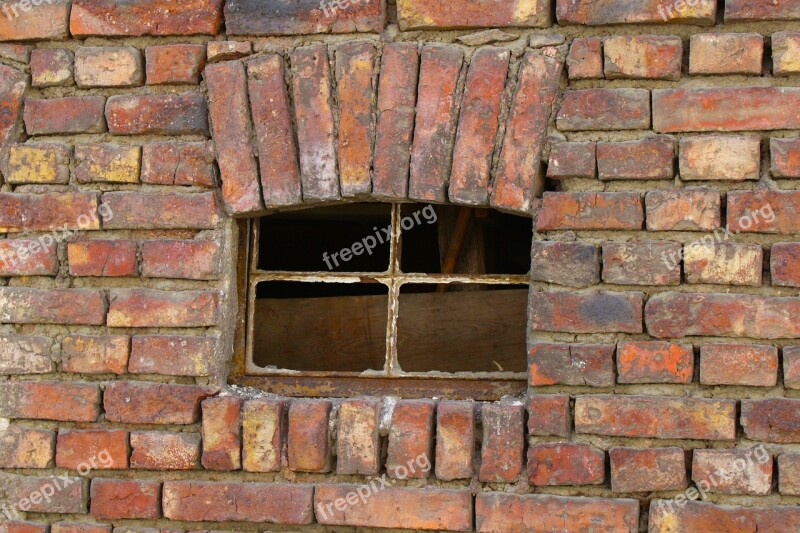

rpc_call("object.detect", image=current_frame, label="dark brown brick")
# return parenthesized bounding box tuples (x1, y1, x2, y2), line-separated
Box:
(24, 96, 106, 135)
(224, 0, 384, 36)
(557, 89, 650, 131)
(546, 141, 596, 179)
(529, 290, 644, 334)
(531, 241, 600, 288)
(529, 343, 615, 386)
(772, 243, 800, 287)
(106, 93, 208, 135)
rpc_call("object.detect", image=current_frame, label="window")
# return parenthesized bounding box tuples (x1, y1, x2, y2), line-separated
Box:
(231, 203, 533, 400)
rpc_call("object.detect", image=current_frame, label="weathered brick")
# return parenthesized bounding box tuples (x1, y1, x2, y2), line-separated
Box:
(56, 430, 128, 470)
(529, 443, 605, 486)
(680, 135, 760, 181)
(546, 141, 596, 179)
(778, 453, 800, 495)
(654, 87, 800, 132)
(529, 290, 644, 333)
(140, 141, 216, 187)
(70, 0, 224, 36)
(0, 523, 48, 533)
(101, 191, 220, 230)
(288, 400, 332, 472)
(0, 382, 100, 422)
(0, 474, 86, 513)
(5, 142, 70, 184)
(129, 335, 215, 376)
(224, 0, 384, 36)
(130, 431, 200, 470)
(492, 52, 561, 212)
(530, 241, 600, 288)
(0, 0, 69, 40)
(0, 335, 52, 374)
(597, 137, 675, 180)
(684, 242, 763, 286)
(557, 88, 650, 131)
(372, 43, 419, 199)
(602, 241, 681, 285)
(604, 35, 682, 80)
(785, 346, 800, 389)
(0, 426, 54, 468)
(106, 93, 208, 135)
(645, 189, 721, 231)
(90, 479, 160, 520)
(575, 395, 736, 440)
(163, 480, 313, 524)
(0, 43, 30, 63)
(647, 292, 800, 339)
(611, 447, 687, 493)
(207, 40, 252, 62)
(0, 288, 105, 325)
(616, 341, 694, 384)
(30, 48, 73, 87)
(386, 399, 434, 479)
(205, 60, 262, 214)
(141, 240, 219, 280)
(398, 0, 549, 29)
(146, 44, 205, 85)
(701, 344, 778, 387)
(567, 37, 602, 79)
(291, 44, 339, 202)
(0, 239, 58, 277)
(242, 398, 284, 473)
(692, 448, 773, 495)
(62, 335, 129, 375)
(771, 138, 800, 178)
(68, 240, 137, 277)
(557, 0, 716, 25)
(108, 289, 218, 328)
(527, 394, 570, 437)
(202, 397, 242, 471)
(741, 399, 800, 443)
(728, 190, 800, 234)
(449, 47, 508, 205)
(538, 192, 643, 231)
(529, 343, 615, 386)
(75, 47, 143, 88)
(690, 33, 764, 75)
(315, 485, 471, 530)
(24, 96, 106, 135)
(0, 65, 25, 161)
(104, 381, 215, 425)
(773, 31, 800, 75)
(0, 192, 101, 233)
(725, 0, 800, 21)
(75, 144, 140, 184)
(479, 402, 524, 482)
(336, 398, 381, 475)
(435, 401, 474, 480)
(51, 523, 110, 533)
(476, 493, 639, 533)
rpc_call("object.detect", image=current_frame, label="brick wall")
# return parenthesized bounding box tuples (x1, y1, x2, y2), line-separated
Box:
(0, 1, 799, 532)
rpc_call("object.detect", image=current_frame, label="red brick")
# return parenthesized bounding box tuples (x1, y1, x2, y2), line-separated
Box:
(567, 37, 602, 79)
(617, 341, 694, 384)
(771, 138, 800, 178)
(0, 65, 25, 158)
(205, 60, 262, 214)
(684, 242, 763, 286)
(24, 96, 106, 135)
(645, 189, 721, 231)
(602, 241, 681, 285)
(435, 401, 474, 480)
(785, 346, 800, 389)
(140, 141, 215, 187)
(202, 397, 242, 471)
(529, 343, 614, 386)
(386, 399, 434, 479)
(130, 431, 200, 470)
(75, 47, 143, 88)
(557, 0, 715, 24)
(741, 399, 800, 443)
(680, 135, 760, 181)
(610, 447, 687, 493)
(291, 44, 339, 202)
(530, 241, 600, 288)
(529, 290, 644, 334)
(778, 453, 800, 494)
(68, 240, 137, 277)
(398, 0, 549, 29)
(108, 288, 218, 328)
(692, 448, 773, 495)
(537, 192, 643, 230)
(728, 190, 799, 234)
(0, 524, 47, 533)
(247, 54, 302, 207)
(51, 523, 110, 533)
(0, 426, 54, 468)
(5, 142, 71, 184)
(479, 402, 524, 482)
(0, 288, 105, 325)
(129, 335, 215, 376)
(163, 480, 313, 524)
(207, 40, 252, 62)
(288, 400, 332, 472)
(597, 137, 674, 180)
(101, 191, 220, 229)
(725, 0, 800, 21)
(2, 474, 86, 513)
(62, 335, 129, 375)
(492, 52, 561, 212)
(557, 89, 650, 131)
(336, 398, 381, 475)
(0, 335, 52, 374)
(104, 381, 215, 425)
(91, 479, 160, 520)
(647, 292, 800, 339)
(0, 0, 69, 41)
(30, 48, 73, 87)
(476, 493, 639, 533)
(528, 443, 604, 486)
(56, 430, 128, 470)
(604, 35, 682, 80)
(146, 44, 205, 85)
(690, 33, 764, 75)
(527, 394, 570, 437)
(654, 87, 800, 132)
(106, 93, 208, 135)
(773, 31, 800, 75)
(546, 141, 596, 179)
(0, 43, 30, 63)
(242, 398, 284, 473)
(0, 239, 58, 276)
(141, 240, 219, 280)
(0, 382, 100, 422)
(315, 485, 471, 530)
(575, 395, 736, 440)
(224, 0, 384, 36)
(372, 43, 419, 199)
(334, 42, 376, 198)
(70, 0, 224, 36)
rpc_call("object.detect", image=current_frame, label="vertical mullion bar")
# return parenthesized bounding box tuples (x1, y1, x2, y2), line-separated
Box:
(384, 204, 402, 376)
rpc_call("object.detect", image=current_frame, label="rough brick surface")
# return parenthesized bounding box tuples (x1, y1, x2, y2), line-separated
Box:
(528, 443, 605, 486)
(56, 430, 128, 470)
(546, 141, 596, 179)
(602, 241, 681, 285)
(386, 400, 434, 479)
(140, 141, 216, 187)
(679, 135, 760, 181)
(786, 346, 800, 389)
(530, 241, 600, 288)
(90, 479, 160, 520)
(71, 0, 224, 36)
(616, 341, 694, 384)
(479, 403, 524, 482)
(0, 382, 100, 422)
(24, 97, 106, 135)
(288, 400, 332, 472)
(773, 31, 800, 75)
(557, 89, 650, 131)
(529, 290, 644, 333)
(728, 190, 800, 234)
(597, 137, 675, 180)
(435, 401, 475, 480)
(336, 398, 381, 475)
(741, 399, 800, 443)
(529, 343, 615, 386)
(141, 240, 220, 280)
(725, 0, 800, 21)
(62, 335, 129, 375)
(0, 335, 52, 375)
(5, 142, 71, 184)
(1, 474, 86, 514)
(651, 501, 800, 533)
(224, 0, 384, 36)
(75, 47, 143, 88)
(68, 240, 138, 277)
(130, 432, 200, 470)
(538, 192, 644, 230)
(145, 44, 205, 85)
(104, 382, 215, 425)
(771, 138, 800, 178)
(0, 1, 70, 41)
(692, 448, 773, 495)
(101, 192, 220, 230)
(527, 394, 570, 437)
(30, 49, 73, 87)
(610, 447, 687, 493)
(201, 397, 242, 471)
(106, 94, 208, 135)
(690, 33, 764, 75)
(398, 0, 550, 29)
(0, 426, 54, 469)
(604, 35, 682, 80)
(0, 288, 105, 325)
(567, 38, 602, 79)
(242, 398, 284, 473)
(772, 243, 800, 287)
(645, 189, 721, 231)
(107, 289, 218, 327)
(129, 335, 214, 376)
(779, 453, 800, 495)
(683, 242, 763, 286)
